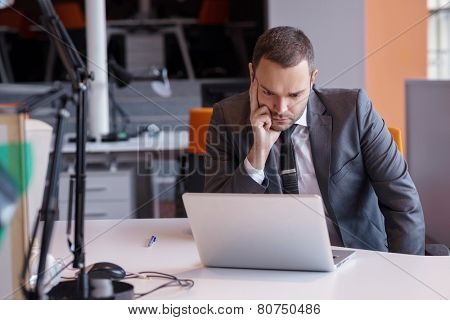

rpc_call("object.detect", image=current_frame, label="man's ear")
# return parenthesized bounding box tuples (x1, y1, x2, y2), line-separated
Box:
(310, 69, 319, 87)
(249, 63, 255, 82)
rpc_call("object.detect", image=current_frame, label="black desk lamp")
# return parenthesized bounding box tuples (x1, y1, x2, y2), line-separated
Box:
(18, 0, 133, 299)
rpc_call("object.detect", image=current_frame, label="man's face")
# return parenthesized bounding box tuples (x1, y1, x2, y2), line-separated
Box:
(250, 58, 317, 131)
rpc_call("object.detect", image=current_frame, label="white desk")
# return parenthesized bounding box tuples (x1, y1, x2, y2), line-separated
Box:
(50, 219, 450, 299)
(61, 130, 189, 158)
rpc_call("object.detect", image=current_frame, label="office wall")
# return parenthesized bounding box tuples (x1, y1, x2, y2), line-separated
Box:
(267, 0, 366, 89)
(366, 0, 427, 150)
(406, 80, 450, 247)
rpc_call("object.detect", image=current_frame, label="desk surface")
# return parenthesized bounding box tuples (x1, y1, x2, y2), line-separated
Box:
(62, 130, 189, 154)
(50, 219, 450, 300)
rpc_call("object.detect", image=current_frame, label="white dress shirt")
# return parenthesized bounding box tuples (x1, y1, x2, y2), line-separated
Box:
(244, 106, 343, 246)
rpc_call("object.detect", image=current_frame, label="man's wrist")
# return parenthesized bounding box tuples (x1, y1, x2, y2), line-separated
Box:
(244, 157, 265, 185)
(247, 146, 269, 170)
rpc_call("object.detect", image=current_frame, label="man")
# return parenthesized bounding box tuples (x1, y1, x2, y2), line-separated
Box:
(204, 26, 425, 255)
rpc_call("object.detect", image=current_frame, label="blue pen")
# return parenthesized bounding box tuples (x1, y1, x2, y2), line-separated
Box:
(147, 235, 157, 247)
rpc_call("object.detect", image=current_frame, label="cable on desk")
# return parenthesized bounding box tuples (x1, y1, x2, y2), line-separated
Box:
(127, 271, 194, 299)
(47, 270, 194, 299)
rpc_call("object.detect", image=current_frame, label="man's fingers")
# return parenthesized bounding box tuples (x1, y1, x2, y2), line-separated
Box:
(251, 108, 271, 123)
(252, 105, 270, 118)
(251, 105, 273, 131)
(249, 79, 259, 113)
(256, 114, 272, 129)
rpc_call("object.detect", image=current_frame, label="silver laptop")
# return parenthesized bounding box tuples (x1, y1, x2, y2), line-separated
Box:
(183, 193, 355, 272)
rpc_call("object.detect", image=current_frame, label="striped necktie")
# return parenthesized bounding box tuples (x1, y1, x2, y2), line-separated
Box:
(279, 124, 299, 194)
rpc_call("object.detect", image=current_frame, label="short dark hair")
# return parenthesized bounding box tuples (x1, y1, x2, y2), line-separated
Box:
(252, 26, 315, 72)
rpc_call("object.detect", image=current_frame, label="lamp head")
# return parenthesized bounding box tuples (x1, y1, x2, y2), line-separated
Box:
(150, 68, 171, 98)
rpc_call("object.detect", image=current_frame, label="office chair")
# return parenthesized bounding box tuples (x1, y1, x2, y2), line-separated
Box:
(176, 107, 213, 217)
(388, 127, 404, 155)
(388, 127, 449, 256)
(198, 0, 230, 25)
(54, 2, 85, 30)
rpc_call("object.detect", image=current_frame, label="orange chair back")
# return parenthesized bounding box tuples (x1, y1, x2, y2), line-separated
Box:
(0, 8, 23, 29)
(186, 113, 404, 156)
(388, 127, 403, 155)
(187, 107, 213, 155)
(55, 2, 85, 30)
(0, 8, 33, 38)
(198, 0, 229, 25)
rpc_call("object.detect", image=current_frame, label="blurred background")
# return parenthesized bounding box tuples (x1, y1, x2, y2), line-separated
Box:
(0, 0, 449, 298)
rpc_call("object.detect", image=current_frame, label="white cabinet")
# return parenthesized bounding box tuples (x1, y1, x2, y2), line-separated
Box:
(58, 170, 134, 220)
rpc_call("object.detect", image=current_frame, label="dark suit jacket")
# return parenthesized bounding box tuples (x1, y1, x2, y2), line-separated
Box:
(204, 86, 425, 255)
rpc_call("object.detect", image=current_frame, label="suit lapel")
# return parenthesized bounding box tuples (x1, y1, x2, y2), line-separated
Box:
(308, 88, 332, 212)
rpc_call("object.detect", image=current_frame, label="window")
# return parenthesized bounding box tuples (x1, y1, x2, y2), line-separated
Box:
(428, 0, 450, 79)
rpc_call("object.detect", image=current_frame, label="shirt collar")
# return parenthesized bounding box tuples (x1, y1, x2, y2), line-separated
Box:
(294, 105, 308, 127)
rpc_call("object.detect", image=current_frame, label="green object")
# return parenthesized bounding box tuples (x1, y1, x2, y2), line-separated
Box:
(0, 142, 33, 195)
(0, 227, 5, 246)
(117, 131, 128, 140)
(0, 142, 32, 247)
